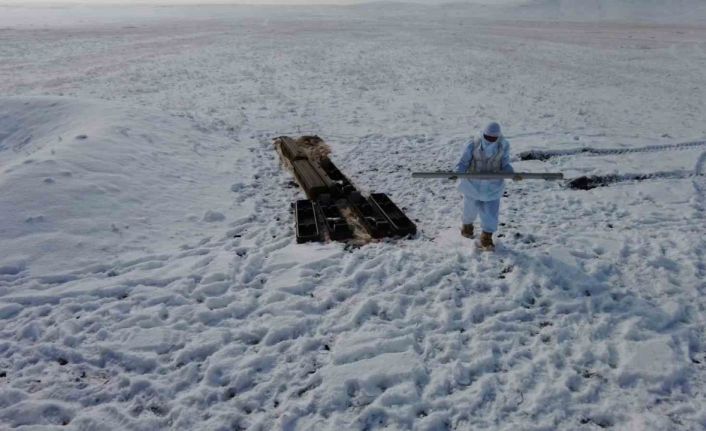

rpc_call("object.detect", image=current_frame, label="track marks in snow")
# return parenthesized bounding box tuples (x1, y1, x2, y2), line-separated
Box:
(2, 131, 704, 430)
(0, 134, 274, 428)
(255, 131, 706, 429)
(2, 12, 705, 427)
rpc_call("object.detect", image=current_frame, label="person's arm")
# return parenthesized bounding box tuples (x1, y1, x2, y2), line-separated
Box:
(455, 143, 473, 174)
(501, 140, 522, 181)
(500, 140, 513, 173)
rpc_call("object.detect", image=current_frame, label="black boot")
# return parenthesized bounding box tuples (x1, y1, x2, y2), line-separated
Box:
(461, 224, 474, 238)
(479, 231, 495, 251)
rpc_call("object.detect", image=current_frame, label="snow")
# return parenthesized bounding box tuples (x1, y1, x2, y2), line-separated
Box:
(1, 2, 706, 430)
(0, 96, 251, 276)
(508, 0, 706, 23)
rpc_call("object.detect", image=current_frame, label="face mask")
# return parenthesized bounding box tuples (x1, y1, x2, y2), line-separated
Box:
(483, 134, 498, 143)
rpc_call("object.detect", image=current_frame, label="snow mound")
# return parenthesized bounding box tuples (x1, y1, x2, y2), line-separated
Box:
(0, 96, 249, 276)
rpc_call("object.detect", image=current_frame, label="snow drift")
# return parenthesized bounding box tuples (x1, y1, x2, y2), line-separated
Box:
(0, 97, 249, 276)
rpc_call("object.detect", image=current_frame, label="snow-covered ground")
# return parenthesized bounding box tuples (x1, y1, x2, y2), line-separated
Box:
(1, 2, 705, 430)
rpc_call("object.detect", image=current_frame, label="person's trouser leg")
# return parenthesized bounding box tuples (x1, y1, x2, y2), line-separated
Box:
(478, 199, 500, 233)
(462, 196, 479, 225)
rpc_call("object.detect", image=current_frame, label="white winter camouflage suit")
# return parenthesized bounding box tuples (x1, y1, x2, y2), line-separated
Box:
(455, 134, 514, 233)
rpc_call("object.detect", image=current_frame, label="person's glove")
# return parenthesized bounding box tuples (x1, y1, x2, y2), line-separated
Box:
(513, 174, 523, 182)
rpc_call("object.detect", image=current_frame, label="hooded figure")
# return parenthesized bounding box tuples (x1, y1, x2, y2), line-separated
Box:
(454, 122, 516, 250)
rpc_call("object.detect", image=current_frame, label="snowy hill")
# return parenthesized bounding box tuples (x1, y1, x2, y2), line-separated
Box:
(0, 97, 250, 276)
(1, 4, 706, 430)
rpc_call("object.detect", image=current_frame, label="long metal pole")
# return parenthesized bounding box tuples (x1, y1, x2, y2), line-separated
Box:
(412, 172, 564, 180)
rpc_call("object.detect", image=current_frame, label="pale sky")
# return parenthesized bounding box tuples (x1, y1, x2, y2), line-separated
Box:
(1, 0, 523, 4)
(2, 0, 382, 3)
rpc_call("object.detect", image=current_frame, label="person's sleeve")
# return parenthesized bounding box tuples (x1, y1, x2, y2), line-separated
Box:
(455, 144, 473, 173)
(501, 140, 514, 173)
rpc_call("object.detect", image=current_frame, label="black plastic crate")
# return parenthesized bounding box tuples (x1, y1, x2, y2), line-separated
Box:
(368, 193, 417, 237)
(294, 200, 321, 243)
(319, 157, 356, 197)
(316, 197, 354, 241)
(348, 192, 393, 238)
